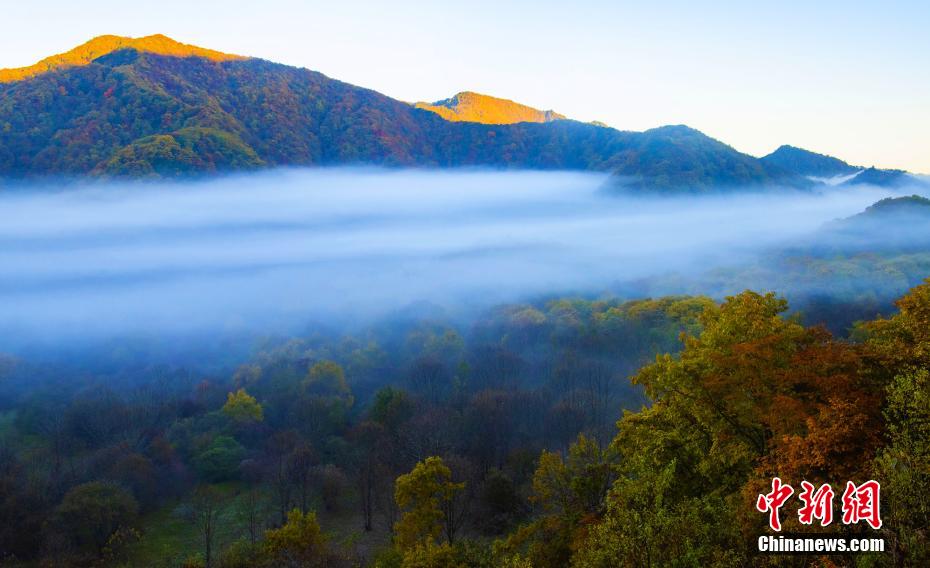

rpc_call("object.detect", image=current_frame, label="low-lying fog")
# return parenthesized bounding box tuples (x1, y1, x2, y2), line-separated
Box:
(0, 168, 920, 350)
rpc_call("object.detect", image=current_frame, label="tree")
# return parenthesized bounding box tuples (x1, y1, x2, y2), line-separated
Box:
(318, 464, 348, 513)
(301, 361, 354, 440)
(237, 486, 266, 547)
(222, 389, 264, 423)
(286, 443, 318, 513)
(349, 420, 389, 532)
(401, 538, 463, 568)
(193, 486, 222, 568)
(0, 444, 48, 558)
(369, 387, 414, 435)
(266, 430, 298, 524)
(408, 357, 448, 404)
(262, 508, 329, 568)
(305, 360, 351, 402)
(195, 435, 246, 482)
(394, 456, 465, 550)
(532, 434, 616, 521)
(54, 482, 138, 555)
(875, 369, 930, 564)
(506, 435, 617, 568)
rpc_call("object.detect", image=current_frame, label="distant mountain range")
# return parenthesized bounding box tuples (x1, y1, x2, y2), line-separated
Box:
(414, 91, 565, 124)
(761, 144, 921, 188)
(0, 35, 917, 191)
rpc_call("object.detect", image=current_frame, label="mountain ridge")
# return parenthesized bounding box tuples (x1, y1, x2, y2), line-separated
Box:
(761, 144, 921, 188)
(761, 144, 859, 178)
(0, 35, 805, 191)
(0, 34, 245, 83)
(414, 91, 566, 125)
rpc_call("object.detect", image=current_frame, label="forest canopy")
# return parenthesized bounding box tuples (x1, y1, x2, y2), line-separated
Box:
(0, 282, 927, 566)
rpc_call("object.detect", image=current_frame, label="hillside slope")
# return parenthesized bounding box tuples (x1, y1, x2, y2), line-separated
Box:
(0, 36, 802, 191)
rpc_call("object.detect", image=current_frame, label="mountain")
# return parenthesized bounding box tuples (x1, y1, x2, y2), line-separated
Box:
(0, 35, 804, 191)
(844, 166, 912, 188)
(846, 194, 930, 218)
(0, 34, 244, 83)
(603, 124, 802, 191)
(414, 91, 565, 124)
(761, 145, 924, 189)
(811, 195, 930, 253)
(760, 145, 858, 178)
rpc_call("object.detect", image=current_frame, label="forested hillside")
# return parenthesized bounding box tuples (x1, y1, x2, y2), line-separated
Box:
(0, 37, 800, 191)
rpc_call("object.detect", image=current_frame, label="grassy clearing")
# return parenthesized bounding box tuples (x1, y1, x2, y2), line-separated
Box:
(121, 482, 393, 567)
(122, 482, 257, 567)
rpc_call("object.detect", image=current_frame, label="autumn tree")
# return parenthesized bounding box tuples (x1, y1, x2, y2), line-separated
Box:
(262, 508, 330, 568)
(222, 389, 264, 423)
(394, 456, 465, 550)
(538, 291, 882, 566)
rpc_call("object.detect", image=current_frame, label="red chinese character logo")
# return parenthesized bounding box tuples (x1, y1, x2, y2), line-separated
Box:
(756, 477, 794, 531)
(797, 481, 834, 526)
(841, 480, 882, 529)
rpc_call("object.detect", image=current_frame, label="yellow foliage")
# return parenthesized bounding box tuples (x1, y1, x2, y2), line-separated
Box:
(222, 388, 263, 423)
(263, 509, 329, 566)
(401, 539, 464, 568)
(394, 456, 465, 551)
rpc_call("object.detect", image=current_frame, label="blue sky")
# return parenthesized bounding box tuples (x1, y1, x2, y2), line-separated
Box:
(2, 0, 928, 172)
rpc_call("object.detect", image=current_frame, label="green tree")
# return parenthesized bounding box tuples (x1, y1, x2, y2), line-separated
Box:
(503, 435, 617, 568)
(864, 281, 930, 564)
(369, 387, 413, 434)
(875, 370, 930, 564)
(55, 481, 139, 554)
(195, 435, 246, 482)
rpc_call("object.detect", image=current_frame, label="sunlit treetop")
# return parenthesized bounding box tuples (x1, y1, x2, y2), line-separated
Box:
(0, 34, 246, 83)
(414, 91, 565, 125)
